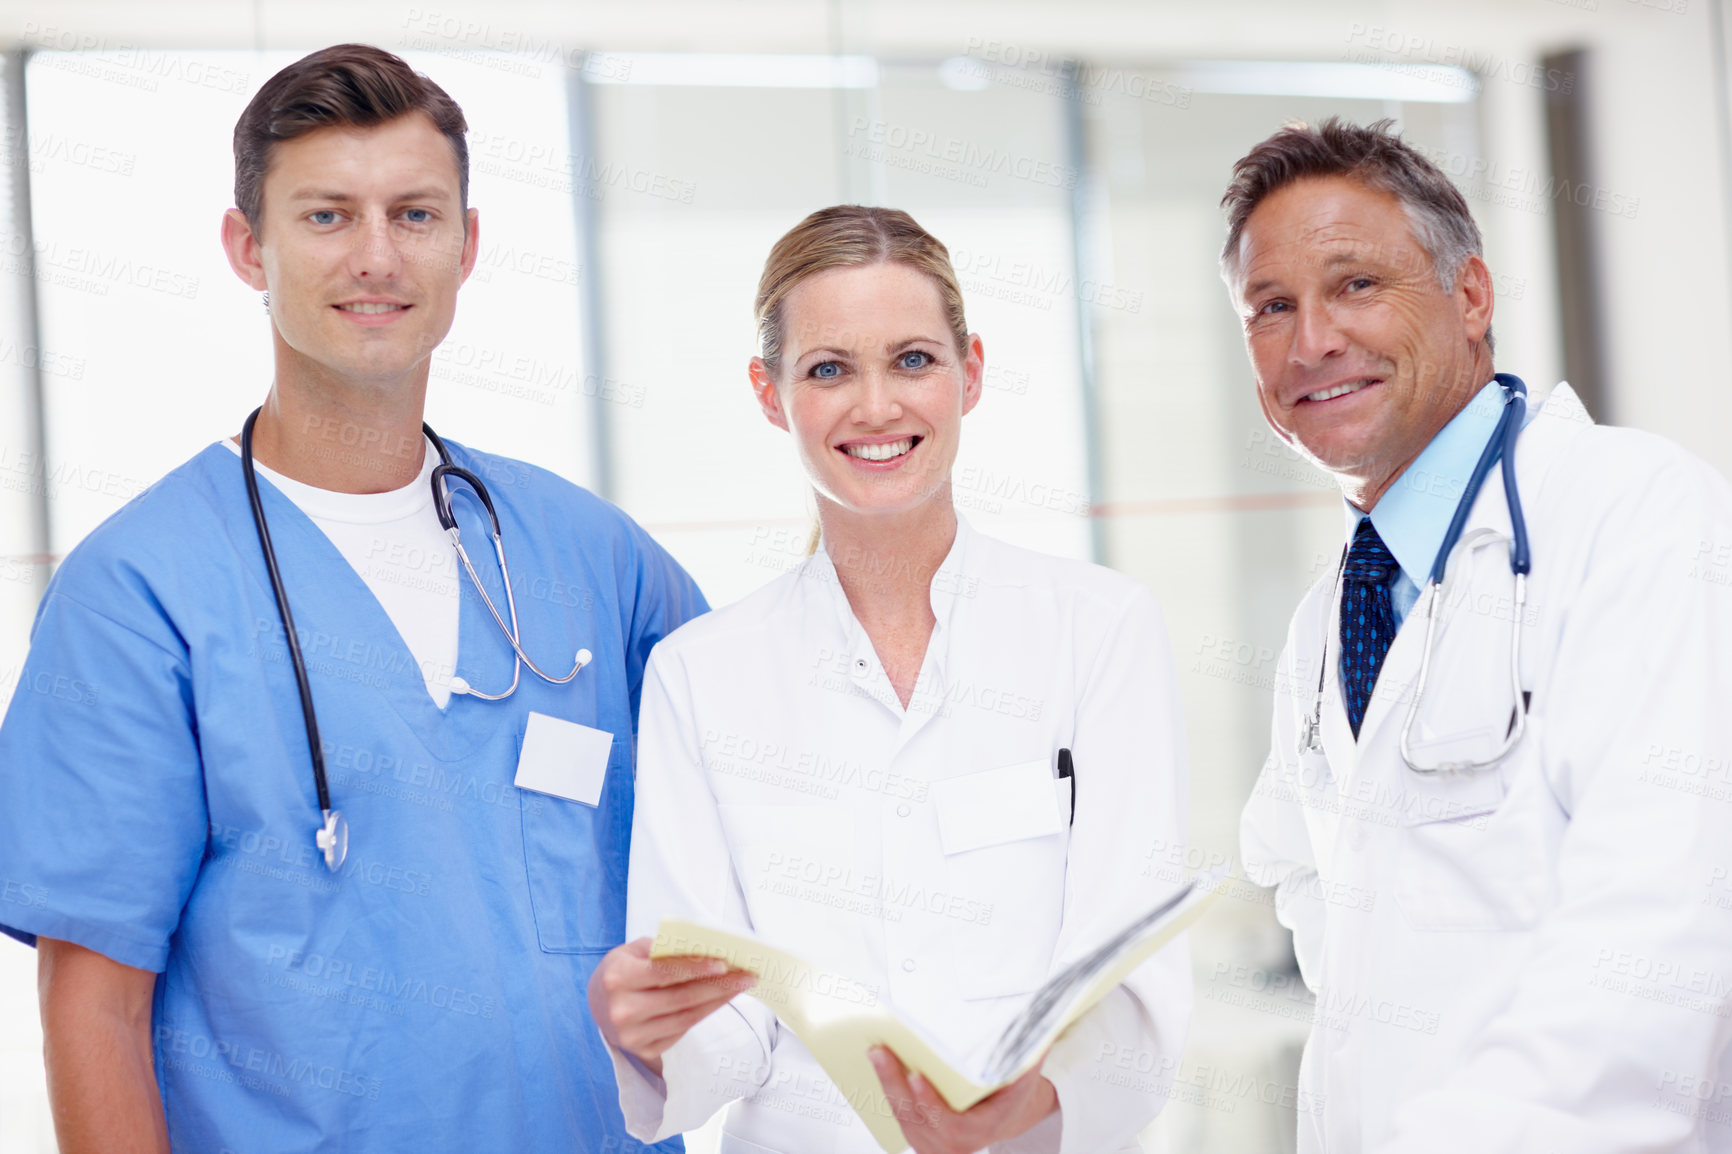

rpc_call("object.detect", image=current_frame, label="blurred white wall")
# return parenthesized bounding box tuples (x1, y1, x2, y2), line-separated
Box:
(0, 2, 1725, 1152)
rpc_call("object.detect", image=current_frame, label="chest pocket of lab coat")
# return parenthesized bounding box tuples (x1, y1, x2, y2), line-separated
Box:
(1393, 545, 1550, 932)
(1393, 714, 1550, 932)
(936, 763, 1071, 1001)
(718, 802, 865, 977)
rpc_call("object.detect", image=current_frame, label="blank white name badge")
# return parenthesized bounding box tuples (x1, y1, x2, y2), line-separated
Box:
(931, 759, 1065, 855)
(514, 711, 614, 807)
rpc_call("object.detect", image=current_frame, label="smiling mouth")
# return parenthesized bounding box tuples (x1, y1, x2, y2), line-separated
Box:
(1303, 377, 1381, 403)
(840, 436, 922, 462)
(336, 302, 410, 315)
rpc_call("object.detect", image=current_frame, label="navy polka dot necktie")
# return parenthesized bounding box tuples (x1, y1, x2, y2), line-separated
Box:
(1340, 518, 1400, 739)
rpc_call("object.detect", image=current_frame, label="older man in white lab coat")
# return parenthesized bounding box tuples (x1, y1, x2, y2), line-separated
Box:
(1229, 118, 1732, 1153)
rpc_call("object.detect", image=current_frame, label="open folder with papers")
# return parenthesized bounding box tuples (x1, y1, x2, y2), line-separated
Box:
(650, 867, 1226, 1153)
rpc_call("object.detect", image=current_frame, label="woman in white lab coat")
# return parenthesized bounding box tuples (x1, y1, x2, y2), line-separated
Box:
(588, 206, 1192, 1154)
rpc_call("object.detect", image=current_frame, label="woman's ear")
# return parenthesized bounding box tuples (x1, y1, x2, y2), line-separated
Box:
(749, 357, 789, 432)
(960, 333, 985, 417)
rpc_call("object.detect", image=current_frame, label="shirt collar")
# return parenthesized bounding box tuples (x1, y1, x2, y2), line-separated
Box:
(805, 514, 974, 621)
(801, 513, 975, 706)
(927, 514, 975, 638)
(1342, 378, 1505, 583)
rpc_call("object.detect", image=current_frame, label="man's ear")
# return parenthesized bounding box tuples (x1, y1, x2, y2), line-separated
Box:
(1456, 253, 1494, 345)
(748, 357, 789, 432)
(220, 208, 269, 292)
(457, 207, 480, 285)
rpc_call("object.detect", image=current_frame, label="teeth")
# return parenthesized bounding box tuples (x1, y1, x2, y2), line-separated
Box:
(1306, 379, 1373, 402)
(339, 302, 406, 314)
(843, 438, 915, 462)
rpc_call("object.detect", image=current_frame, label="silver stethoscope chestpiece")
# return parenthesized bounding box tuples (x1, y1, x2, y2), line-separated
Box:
(316, 809, 349, 872)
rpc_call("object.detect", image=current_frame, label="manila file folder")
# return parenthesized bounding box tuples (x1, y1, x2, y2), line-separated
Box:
(651, 868, 1225, 1153)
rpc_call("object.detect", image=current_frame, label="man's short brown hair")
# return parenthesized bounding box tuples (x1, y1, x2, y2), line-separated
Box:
(1219, 117, 1484, 294)
(233, 43, 468, 236)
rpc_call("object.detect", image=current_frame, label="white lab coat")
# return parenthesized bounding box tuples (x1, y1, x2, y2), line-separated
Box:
(1241, 383, 1732, 1153)
(610, 517, 1193, 1153)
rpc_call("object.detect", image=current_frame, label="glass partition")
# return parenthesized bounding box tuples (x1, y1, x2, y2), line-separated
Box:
(0, 46, 1528, 1154)
(587, 54, 1091, 606)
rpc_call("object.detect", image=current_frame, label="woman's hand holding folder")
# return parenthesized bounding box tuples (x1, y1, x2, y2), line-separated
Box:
(589, 937, 758, 1076)
(868, 1045, 1057, 1154)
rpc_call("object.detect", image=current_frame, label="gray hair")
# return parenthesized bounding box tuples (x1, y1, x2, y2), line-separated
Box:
(1219, 118, 1492, 349)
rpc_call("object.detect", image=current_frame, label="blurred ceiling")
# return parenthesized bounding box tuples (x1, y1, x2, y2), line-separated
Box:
(0, 0, 1676, 60)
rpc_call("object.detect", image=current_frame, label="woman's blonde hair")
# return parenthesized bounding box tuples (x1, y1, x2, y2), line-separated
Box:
(754, 205, 969, 376)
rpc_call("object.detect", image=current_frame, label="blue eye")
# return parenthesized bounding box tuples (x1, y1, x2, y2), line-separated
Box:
(309, 210, 339, 225)
(1346, 277, 1373, 291)
(403, 208, 433, 223)
(1258, 300, 1289, 316)
(811, 361, 842, 380)
(898, 350, 933, 370)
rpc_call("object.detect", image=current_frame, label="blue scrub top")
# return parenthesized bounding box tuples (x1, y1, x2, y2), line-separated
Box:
(0, 440, 705, 1152)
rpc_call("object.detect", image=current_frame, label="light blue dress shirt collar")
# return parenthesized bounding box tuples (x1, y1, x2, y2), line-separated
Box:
(1343, 378, 1509, 625)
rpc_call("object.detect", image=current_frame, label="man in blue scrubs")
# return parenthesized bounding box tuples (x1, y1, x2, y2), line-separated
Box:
(0, 45, 702, 1152)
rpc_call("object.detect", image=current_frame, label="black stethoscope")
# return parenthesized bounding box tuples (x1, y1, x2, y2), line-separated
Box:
(1298, 373, 1533, 774)
(240, 408, 592, 871)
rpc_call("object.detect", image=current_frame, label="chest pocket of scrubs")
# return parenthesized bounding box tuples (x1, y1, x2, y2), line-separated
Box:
(1393, 721, 1549, 932)
(521, 739, 628, 953)
(719, 802, 864, 976)
(936, 762, 1070, 1001)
